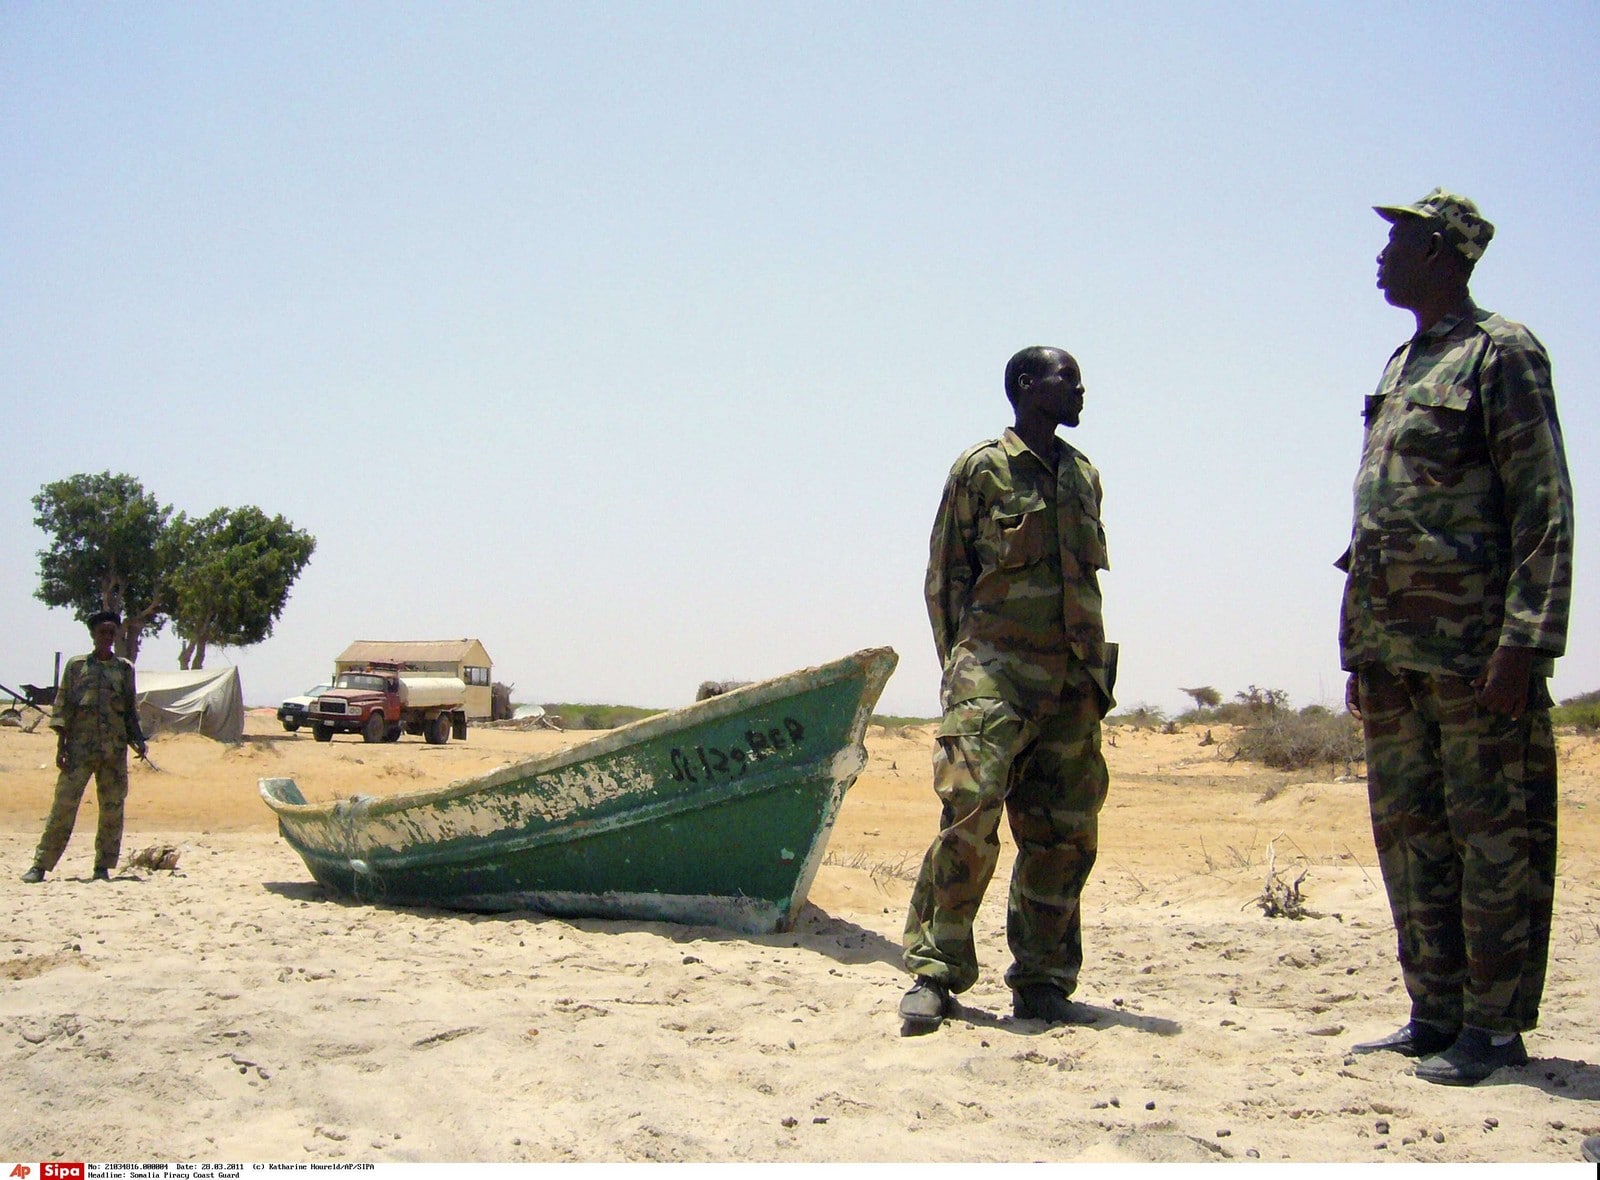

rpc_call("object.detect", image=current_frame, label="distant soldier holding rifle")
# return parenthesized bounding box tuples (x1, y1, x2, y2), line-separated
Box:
(1339, 190, 1574, 1085)
(899, 345, 1116, 1034)
(21, 610, 150, 883)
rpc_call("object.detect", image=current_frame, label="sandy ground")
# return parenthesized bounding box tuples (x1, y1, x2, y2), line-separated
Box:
(2, 707, 1597, 1163)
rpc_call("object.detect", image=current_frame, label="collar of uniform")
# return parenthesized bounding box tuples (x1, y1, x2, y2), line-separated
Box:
(1416, 300, 1479, 343)
(1000, 426, 1059, 472)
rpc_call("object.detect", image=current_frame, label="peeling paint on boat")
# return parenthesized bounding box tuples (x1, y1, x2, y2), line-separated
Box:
(260, 647, 897, 934)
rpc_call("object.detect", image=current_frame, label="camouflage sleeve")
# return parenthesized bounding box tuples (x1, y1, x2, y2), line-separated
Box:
(49, 656, 80, 733)
(122, 660, 147, 748)
(1482, 332, 1574, 655)
(924, 462, 979, 666)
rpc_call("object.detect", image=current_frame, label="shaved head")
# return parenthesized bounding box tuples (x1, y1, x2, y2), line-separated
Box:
(1004, 346, 1071, 406)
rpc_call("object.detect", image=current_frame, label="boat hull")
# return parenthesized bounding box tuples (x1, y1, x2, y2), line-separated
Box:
(260, 647, 897, 933)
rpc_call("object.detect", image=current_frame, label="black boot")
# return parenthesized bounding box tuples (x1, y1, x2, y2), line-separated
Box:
(1351, 1021, 1458, 1058)
(1414, 1028, 1528, 1086)
(1013, 983, 1097, 1024)
(898, 978, 952, 1035)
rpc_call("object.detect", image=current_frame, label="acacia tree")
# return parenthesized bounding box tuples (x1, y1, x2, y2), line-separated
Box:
(32, 472, 175, 661)
(168, 506, 316, 669)
(33, 473, 316, 668)
(1181, 685, 1222, 710)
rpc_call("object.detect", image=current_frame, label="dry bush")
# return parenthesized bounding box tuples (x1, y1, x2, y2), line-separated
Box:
(1232, 705, 1364, 771)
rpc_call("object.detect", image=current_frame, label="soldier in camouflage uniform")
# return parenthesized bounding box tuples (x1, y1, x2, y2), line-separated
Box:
(1338, 190, 1573, 1085)
(899, 345, 1116, 1034)
(21, 610, 149, 883)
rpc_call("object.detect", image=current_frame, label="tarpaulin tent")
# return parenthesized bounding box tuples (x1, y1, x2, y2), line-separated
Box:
(136, 666, 245, 742)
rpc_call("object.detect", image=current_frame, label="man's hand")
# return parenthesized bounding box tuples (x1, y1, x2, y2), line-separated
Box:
(1473, 646, 1536, 718)
(55, 743, 69, 771)
(1345, 672, 1362, 723)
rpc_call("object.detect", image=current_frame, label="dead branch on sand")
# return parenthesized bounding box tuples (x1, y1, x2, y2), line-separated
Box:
(128, 844, 182, 872)
(1253, 842, 1311, 919)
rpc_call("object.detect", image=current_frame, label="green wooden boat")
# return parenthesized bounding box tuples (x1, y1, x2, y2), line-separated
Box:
(260, 647, 897, 933)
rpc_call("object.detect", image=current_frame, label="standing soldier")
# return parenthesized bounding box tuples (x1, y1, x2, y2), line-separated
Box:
(1340, 190, 1574, 1084)
(21, 610, 149, 883)
(899, 345, 1116, 1034)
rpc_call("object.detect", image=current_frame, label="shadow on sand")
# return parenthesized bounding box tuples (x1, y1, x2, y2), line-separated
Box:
(259, 882, 902, 969)
(943, 998, 1183, 1038)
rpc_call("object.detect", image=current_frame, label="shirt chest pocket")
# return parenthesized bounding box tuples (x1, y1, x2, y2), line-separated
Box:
(1393, 383, 1482, 467)
(985, 502, 1050, 572)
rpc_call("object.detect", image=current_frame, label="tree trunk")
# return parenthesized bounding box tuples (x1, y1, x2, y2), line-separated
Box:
(116, 598, 162, 664)
(178, 621, 210, 669)
(119, 618, 147, 663)
(96, 555, 162, 665)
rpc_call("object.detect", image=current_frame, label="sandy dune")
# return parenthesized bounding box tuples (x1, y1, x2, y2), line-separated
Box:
(2, 709, 1597, 1162)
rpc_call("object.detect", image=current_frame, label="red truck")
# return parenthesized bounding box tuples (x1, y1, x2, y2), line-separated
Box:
(307, 662, 468, 744)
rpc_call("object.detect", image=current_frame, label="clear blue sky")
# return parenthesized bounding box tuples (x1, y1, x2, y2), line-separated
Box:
(3, 2, 1595, 718)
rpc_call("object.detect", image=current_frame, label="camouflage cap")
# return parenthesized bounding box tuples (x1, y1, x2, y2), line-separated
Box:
(1374, 188, 1495, 262)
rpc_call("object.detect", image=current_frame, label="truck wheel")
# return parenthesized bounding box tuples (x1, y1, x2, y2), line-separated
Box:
(426, 712, 451, 745)
(384, 724, 402, 742)
(282, 720, 300, 733)
(313, 723, 333, 743)
(362, 713, 386, 743)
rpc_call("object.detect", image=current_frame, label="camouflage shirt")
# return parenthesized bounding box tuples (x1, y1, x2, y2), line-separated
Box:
(1338, 303, 1574, 678)
(927, 428, 1113, 714)
(50, 651, 146, 760)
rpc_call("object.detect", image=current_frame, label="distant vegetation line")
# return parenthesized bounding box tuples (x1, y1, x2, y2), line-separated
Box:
(538, 703, 664, 730)
(532, 689, 1600, 738)
(1103, 684, 1600, 770)
(1554, 689, 1600, 731)
(533, 703, 938, 731)
(871, 715, 938, 730)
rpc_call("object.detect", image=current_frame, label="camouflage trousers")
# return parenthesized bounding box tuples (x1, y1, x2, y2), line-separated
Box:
(1358, 665, 1557, 1034)
(903, 691, 1108, 995)
(33, 748, 130, 873)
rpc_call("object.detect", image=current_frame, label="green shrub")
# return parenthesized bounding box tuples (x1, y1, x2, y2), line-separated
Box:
(1553, 688, 1600, 732)
(541, 703, 663, 730)
(871, 714, 938, 730)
